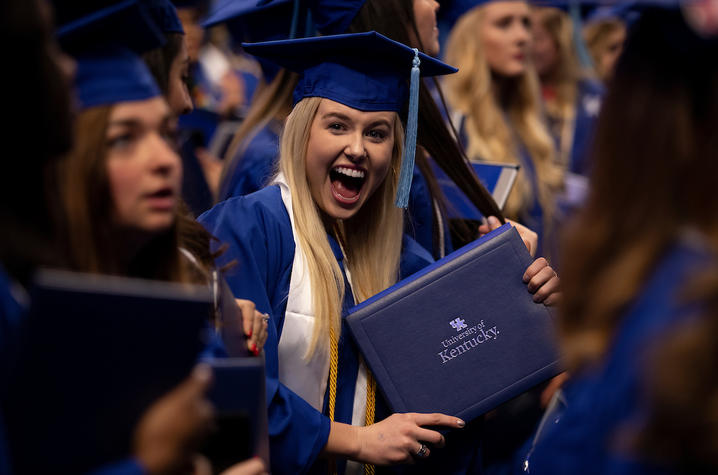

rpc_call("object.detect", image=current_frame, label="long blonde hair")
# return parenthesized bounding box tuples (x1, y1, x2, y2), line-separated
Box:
(444, 4, 562, 223)
(534, 6, 584, 167)
(280, 97, 405, 357)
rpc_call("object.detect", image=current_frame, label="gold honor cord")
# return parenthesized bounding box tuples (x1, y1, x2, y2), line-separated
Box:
(327, 327, 377, 475)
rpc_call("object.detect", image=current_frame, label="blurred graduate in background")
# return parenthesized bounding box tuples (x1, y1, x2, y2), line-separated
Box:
(531, 1, 603, 177)
(523, 3, 718, 473)
(443, 0, 563, 256)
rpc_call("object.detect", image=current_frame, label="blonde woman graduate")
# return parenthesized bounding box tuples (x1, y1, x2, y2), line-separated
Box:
(200, 30, 562, 474)
(444, 0, 564, 256)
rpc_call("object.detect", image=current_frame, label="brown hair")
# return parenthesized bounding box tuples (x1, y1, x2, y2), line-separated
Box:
(348, 0, 503, 253)
(55, 105, 195, 282)
(142, 32, 185, 95)
(558, 8, 718, 372)
(583, 17, 626, 82)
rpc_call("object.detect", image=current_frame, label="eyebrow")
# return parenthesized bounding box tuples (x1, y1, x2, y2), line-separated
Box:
(107, 114, 173, 130)
(322, 112, 352, 122)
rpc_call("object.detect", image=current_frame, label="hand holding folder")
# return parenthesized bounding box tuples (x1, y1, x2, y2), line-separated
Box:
(347, 224, 562, 424)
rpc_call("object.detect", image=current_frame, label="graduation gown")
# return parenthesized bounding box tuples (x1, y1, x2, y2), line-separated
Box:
(525, 235, 713, 475)
(568, 79, 603, 177)
(218, 120, 282, 201)
(199, 180, 444, 474)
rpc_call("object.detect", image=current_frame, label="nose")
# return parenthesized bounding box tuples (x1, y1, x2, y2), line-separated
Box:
(149, 133, 182, 178)
(432, 0, 439, 13)
(344, 131, 367, 162)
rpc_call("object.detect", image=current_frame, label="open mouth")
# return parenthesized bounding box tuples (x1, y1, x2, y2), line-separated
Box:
(330, 166, 366, 204)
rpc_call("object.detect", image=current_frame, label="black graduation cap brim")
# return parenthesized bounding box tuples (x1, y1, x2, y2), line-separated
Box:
(242, 31, 457, 79)
(56, 0, 165, 55)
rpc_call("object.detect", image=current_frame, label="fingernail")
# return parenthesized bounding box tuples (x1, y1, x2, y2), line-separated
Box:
(247, 329, 253, 338)
(251, 343, 259, 356)
(523, 274, 529, 283)
(456, 419, 465, 427)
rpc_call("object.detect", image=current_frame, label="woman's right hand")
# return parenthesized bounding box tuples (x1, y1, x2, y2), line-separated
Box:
(133, 364, 214, 475)
(355, 413, 465, 465)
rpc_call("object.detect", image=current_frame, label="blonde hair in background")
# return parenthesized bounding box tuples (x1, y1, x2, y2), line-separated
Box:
(280, 97, 404, 358)
(444, 4, 562, 224)
(583, 18, 626, 81)
(534, 6, 584, 167)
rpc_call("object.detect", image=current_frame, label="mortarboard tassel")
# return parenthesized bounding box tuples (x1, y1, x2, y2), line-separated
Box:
(395, 48, 421, 209)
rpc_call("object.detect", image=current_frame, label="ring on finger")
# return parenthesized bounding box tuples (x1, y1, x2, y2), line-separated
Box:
(416, 443, 428, 458)
(261, 313, 270, 323)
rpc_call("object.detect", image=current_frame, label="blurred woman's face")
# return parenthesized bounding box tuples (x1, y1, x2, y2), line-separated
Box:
(167, 37, 192, 115)
(480, 1, 532, 78)
(531, 12, 559, 79)
(412, 0, 441, 57)
(598, 24, 626, 80)
(105, 97, 182, 234)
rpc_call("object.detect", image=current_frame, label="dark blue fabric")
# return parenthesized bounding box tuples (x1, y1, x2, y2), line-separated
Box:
(143, 0, 184, 33)
(219, 121, 282, 201)
(407, 163, 453, 260)
(198, 186, 331, 474)
(242, 32, 457, 113)
(526, 240, 711, 475)
(74, 47, 161, 110)
(569, 79, 604, 176)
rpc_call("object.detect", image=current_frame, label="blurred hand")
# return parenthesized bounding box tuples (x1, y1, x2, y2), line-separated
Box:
(133, 365, 214, 475)
(478, 216, 538, 257)
(523, 257, 561, 306)
(540, 372, 569, 408)
(221, 457, 268, 475)
(235, 298, 269, 356)
(355, 413, 464, 465)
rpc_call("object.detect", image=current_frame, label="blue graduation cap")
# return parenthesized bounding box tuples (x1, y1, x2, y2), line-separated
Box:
(143, 0, 185, 34)
(201, 0, 303, 80)
(255, 0, 366, 36)
(242, 31, 458, 208)
(55, 0, 164, 110)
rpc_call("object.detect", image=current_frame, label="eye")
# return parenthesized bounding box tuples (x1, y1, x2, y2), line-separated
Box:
(522, 16, 531, 30)
(328, 122, 346, 132)
(496, 16, 512, 29)
(107, 132, 134, 150)
(366, 129, 387, 141)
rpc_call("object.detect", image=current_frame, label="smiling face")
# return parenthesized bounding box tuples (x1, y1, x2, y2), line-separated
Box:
(105, 97, 182, 235)
(412, 0, 441, 57)
(305, 99, 396, 222)
(480, 1, 532, 78)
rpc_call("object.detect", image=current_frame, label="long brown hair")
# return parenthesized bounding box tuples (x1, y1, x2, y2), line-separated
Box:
(558, 8, 718, 373)
(55, 105, 194, 282)
(348, 0, 503, 253)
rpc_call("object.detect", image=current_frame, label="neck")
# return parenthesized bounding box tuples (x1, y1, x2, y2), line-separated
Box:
(110, 227, 155, 275)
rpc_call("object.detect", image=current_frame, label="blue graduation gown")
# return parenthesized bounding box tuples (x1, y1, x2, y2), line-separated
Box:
(407, 162, 454, 260)
(525, 238, 712, 475)
(568, 80, 603, 177)
(199, 185, 443, 474)
(218, 120, 282, 201)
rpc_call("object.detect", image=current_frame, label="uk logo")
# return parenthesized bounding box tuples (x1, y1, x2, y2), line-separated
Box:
(449, 317, 467, 331)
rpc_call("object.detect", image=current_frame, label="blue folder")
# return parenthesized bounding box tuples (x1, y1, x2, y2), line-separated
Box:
(433, 161, 520, 219)
(202, 358, 270, 472)
(347, 224, 561, 423)
(3, 270, 211, 474)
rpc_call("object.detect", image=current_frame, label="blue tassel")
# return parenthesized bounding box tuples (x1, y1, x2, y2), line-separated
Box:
(570, 0, 594, 71)
(395, 48, 420, 209)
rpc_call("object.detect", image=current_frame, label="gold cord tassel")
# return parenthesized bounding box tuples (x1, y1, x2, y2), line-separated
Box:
(364, 371, 376, 475)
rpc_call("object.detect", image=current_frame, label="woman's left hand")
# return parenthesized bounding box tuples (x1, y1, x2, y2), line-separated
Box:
(523, 258, 561, 306)
(235, 299, 269, 356)
(478, 216, 538, 257)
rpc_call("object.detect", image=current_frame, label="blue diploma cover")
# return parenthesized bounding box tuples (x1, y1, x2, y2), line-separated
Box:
(347, 224, 561, 422)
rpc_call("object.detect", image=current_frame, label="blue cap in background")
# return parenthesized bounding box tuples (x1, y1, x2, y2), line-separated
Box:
(143, 0, 185, 34)
(55, 0, 163, 110)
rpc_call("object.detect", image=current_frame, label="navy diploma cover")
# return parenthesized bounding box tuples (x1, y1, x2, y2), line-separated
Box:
(347, 224, 561, 422)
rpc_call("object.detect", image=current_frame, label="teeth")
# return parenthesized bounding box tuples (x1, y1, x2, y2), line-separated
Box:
(334, 167, 365, 179)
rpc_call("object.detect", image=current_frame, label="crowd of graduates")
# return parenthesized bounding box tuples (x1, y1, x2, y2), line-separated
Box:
(2, 0, 718, 474)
